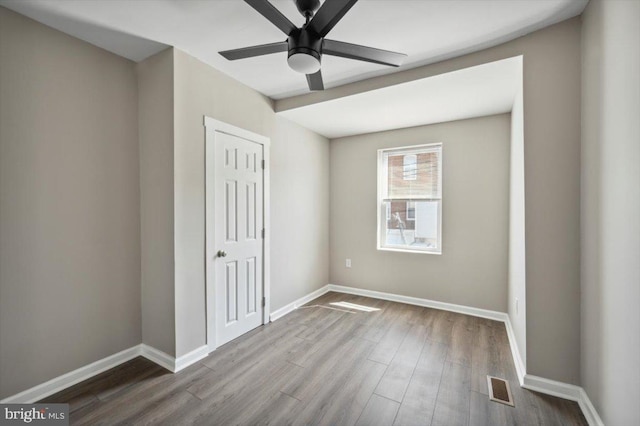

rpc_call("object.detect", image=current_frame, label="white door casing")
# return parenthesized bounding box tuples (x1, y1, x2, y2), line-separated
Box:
(205, 117, 270, 350)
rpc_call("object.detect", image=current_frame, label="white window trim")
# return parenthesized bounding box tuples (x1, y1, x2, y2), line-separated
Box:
(377, 143, 443, 255)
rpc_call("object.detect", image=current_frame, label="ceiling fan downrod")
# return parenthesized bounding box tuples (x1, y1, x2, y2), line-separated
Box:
(295, 0, 321, 23)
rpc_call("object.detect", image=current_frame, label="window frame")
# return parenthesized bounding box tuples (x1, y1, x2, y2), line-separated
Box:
(377, 143, 443, 255)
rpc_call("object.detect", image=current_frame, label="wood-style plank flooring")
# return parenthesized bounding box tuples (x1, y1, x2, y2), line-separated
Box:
(41, 292, 587, 425)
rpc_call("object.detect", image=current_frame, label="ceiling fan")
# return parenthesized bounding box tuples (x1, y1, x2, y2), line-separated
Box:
(219, 0, 407, 91)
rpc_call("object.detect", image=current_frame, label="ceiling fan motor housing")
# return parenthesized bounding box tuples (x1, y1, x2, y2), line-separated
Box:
(287, 28, 323, 73)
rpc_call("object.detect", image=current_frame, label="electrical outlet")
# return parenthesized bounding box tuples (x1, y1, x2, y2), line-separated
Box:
(515, 298, 519, 315)
(346, 259, 352, 268)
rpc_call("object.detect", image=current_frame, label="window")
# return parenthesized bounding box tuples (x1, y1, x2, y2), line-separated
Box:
(378, 143, 442, 254)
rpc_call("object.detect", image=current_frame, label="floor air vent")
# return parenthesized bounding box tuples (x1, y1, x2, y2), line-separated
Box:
(487, 376, 514, 407)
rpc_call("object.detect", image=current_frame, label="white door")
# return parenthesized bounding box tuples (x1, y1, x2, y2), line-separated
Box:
(211, 129, 265, 347)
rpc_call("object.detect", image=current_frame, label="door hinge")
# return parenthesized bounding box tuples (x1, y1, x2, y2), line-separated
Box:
(262, 297, 266, 307)
(261, 228, 265, 239)
(261, 159, 265, 169)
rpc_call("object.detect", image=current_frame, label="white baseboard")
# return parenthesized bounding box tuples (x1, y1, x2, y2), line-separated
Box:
(576, 388, 605, 426)
(327, 284, 508, 322)
(139, 344, 175, 372)
(0, 346, 141, 404)
(522, 375, 604, 426)
(174, 345, 209, 372)
(139, 344, 209, 373)
(503, 316, 526, 385)
(1, 343, 211, 403)
(523, 374, 583, 400)
(269, 285, 330, 321)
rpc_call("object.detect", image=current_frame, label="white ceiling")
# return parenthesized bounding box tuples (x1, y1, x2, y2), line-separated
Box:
(278, 56, 522, 139)
(1, 0, 586, 99)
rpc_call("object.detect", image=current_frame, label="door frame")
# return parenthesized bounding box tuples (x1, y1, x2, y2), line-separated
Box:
(204, 116, 271, 352)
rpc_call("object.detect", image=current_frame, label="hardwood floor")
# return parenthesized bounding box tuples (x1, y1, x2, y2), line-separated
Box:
(41, 292, 587, 425)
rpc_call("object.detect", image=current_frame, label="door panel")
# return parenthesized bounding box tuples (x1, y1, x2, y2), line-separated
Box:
(225, 180, 237, 242)
(226, 261, 238, 323)
(246, 182, 256, 239)
(246, 256, 257, 314)
(214, 131, 264, 347)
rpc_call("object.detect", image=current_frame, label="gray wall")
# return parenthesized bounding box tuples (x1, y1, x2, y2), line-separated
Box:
(581, 0, 640, 423)
(0, 7, 141, 399)
(520, 19, 582, 386)
(508, 81, 527, 368)
(329, 115, 510, 312)
(279, 18, 582, 385)
(173, 49, 329, 357)
(271, 116, 330, 311)
(137, 49, 176, 356)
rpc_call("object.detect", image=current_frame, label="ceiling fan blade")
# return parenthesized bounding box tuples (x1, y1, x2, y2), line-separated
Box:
(323, 39, 407, 67)
(306, 70, 324, 91)
(245, 0, 297, 35)
(307, 0, 358, 38)
(219, 41, 288, 60)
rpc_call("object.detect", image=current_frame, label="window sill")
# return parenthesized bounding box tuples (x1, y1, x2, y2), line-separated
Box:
(377, 246, 442, 255)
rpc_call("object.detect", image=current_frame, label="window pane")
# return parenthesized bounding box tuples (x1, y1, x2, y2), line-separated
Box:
(386, 149, 440, 199)
(379, 143, 442, 254)
(403, 154, 417, 181)
(382, 200, 440, 250)
(414, 201, 439, 240)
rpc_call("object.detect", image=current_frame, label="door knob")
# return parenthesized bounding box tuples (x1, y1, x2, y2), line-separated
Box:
(217, 250, 227, 258)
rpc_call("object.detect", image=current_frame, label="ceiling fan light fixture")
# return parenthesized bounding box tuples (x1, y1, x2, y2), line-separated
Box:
(287, 51, 321, 74)
(286, 28, 323, 74)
